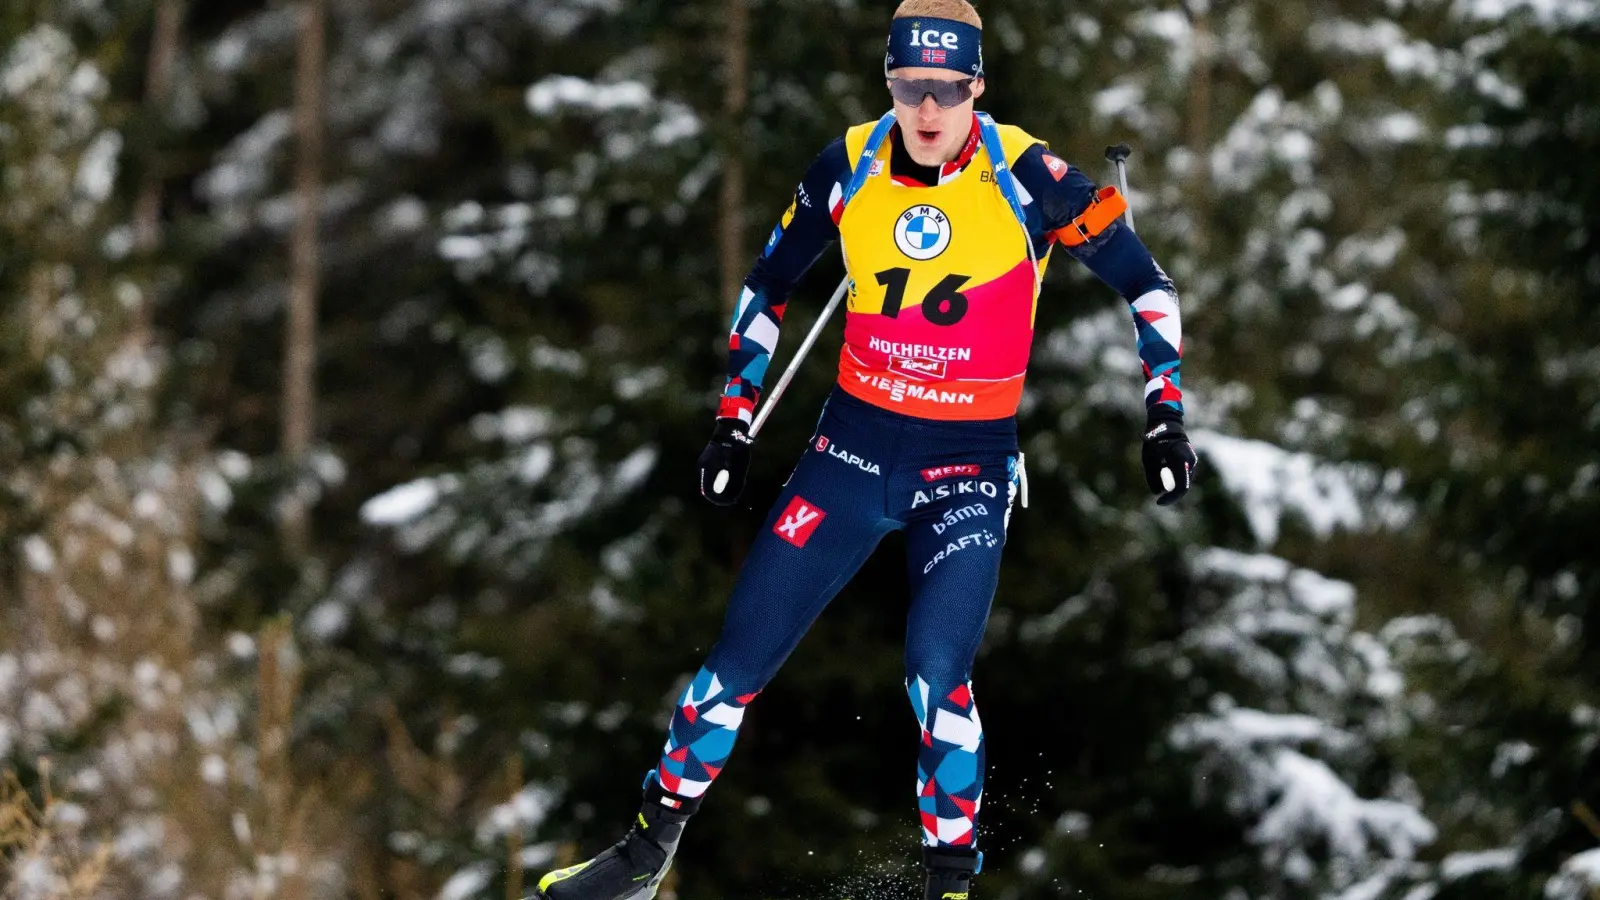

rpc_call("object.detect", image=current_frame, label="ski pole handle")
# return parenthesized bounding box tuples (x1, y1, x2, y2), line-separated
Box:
(1104, 143, 1136, 233)
(748, 274, 849, 438)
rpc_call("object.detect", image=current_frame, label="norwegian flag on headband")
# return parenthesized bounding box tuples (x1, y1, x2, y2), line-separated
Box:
(921, 48, 947, 64)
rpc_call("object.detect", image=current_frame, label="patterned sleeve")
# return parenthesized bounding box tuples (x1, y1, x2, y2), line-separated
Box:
(1012, 144, 1185, 418)
(719, 137, 851, 424)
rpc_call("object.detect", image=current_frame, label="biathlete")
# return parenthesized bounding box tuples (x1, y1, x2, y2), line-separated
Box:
(532, 1, 1196, 898)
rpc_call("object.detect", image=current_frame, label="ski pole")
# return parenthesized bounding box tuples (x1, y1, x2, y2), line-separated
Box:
(748, 274, 848, 438)
(1104, 142, 1135, 233)
(711, 273, 849, 495)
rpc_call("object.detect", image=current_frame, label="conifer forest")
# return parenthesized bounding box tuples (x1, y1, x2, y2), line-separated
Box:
(1, 1, 1598, 898)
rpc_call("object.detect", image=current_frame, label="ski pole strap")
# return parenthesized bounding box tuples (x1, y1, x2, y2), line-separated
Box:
(976, 112, 1027, 231)
(1052, 185, 1128, 247)
(842, 111, 898, 207)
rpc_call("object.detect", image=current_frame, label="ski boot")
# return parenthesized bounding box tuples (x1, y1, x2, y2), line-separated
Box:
(531, 778, 700, 900)
(922, 845, 981, 900)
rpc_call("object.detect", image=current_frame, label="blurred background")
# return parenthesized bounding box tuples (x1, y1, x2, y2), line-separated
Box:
(1, 0, 1597, 898)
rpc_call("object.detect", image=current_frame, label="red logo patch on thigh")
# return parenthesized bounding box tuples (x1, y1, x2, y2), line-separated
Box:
(773, 496, 826, 548)
(921, 464, 982, 482)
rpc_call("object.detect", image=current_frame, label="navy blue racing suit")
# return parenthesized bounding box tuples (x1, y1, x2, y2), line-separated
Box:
(651, 119, 1185, 850)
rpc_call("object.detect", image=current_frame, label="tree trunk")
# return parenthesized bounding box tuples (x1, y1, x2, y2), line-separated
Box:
(718, 0, 749, 317)
(256, 616, 302, 900)
(1185, 0, 1213, 252)
(281, 0, 325, 552)
(133, 0, 183, 255)
(504, 755, 523, 900)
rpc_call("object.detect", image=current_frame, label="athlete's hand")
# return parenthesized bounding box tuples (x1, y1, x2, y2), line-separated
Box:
(698, 418, 753, 507)
(1142, 409, 1197, 506)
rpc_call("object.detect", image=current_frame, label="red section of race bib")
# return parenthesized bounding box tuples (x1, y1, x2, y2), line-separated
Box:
(843, 257, 1035, 381)
(773, 496, 827, 548)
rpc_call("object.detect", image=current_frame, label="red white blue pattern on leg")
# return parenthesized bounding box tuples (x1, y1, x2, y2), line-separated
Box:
(655, 666, 760, 799)
(908, 675, 985, 847)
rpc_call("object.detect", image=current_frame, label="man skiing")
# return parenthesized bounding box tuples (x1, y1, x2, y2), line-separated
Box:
(532, 1, 1195, 898)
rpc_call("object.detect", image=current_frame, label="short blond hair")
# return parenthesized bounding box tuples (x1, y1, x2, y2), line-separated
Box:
(893, 0, 982, 29)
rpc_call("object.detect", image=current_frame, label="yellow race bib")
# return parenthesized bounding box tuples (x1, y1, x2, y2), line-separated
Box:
(835, 120, 1053, 420)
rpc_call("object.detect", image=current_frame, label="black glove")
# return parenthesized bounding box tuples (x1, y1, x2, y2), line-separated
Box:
(1142, 408, 1198, 506)
(697, 417, 753, 507)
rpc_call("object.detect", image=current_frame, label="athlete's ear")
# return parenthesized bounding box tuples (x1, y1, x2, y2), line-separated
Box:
(971, 77, 986, 101)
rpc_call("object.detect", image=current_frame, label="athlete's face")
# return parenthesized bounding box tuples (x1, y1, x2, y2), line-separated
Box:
(887, 66, 986, 167)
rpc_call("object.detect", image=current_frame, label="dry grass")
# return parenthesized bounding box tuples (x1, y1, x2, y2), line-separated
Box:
(0, 764, 110, 900)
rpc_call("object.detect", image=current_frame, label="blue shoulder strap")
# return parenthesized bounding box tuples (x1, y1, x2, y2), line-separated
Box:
(842, 112, 898, 207)
(841, 112, 1038, 293)
(976, 112, 1028, 230)
(843, 111, 1027, 228)
(977, 112, 1042, 295)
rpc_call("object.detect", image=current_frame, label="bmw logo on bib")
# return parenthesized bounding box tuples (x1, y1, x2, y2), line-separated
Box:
(894, 204, 951, 261)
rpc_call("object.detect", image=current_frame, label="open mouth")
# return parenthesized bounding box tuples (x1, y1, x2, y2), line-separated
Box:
(917, 129, 940, 142)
